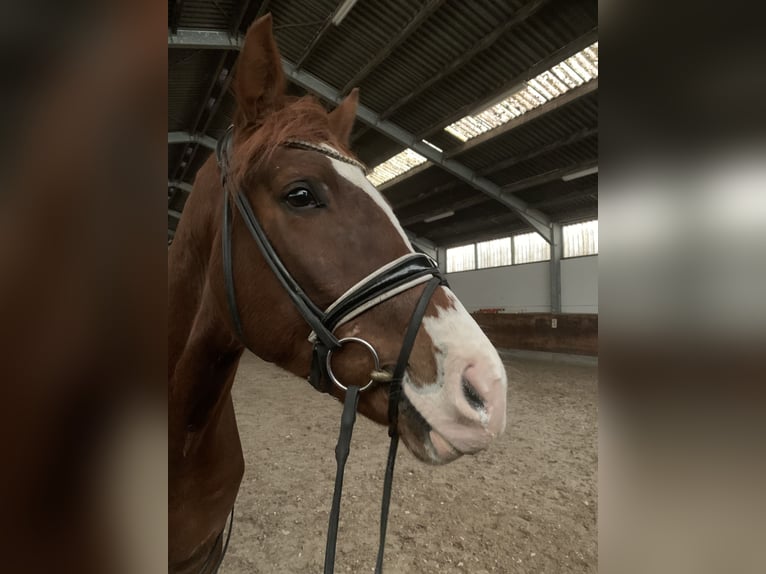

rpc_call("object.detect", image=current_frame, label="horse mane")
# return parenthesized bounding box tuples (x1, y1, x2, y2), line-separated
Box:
(233, 95, 355, 183)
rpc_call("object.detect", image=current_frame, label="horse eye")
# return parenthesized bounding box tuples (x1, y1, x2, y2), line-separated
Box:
(284, 186, 319, 209)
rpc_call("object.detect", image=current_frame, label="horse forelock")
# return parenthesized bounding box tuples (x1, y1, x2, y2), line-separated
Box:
(232, 95, 356, 185)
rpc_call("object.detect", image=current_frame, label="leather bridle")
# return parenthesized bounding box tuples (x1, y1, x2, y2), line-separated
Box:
(214, 125, 447, 574)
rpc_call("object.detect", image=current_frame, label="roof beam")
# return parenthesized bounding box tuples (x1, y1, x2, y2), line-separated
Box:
(229, 0, 255, 34)
(377, 81, 597, 192)
(400, 195, 485, 227)
(168, 28, 242, 50)
(533, 187, 597, 209)
(390, 127, 597, 215)
(295, 3, 342, 70)
(280, 59, 553, 240)
(475, 126, 597, 173)
(399, 158, 597, 226)
(340, 0, 446, 94)
(171, 4, 252, 188)
(168, 179, 193, 209)
(501, 160, 597, 195)
(175, 51, 239, 183)
(427, 203, 597, 248)
(168, 180, 194, 194)
(426, 212, 525, 245)
(169, 0, 186, 33)
(168, 131, 217, 150)
(171, 56, 228, 182)
(349, 1, 571, 145)
(168, 28, 553, 241)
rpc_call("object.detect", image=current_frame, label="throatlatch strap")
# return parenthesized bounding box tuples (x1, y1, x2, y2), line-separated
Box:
(222, 198, 245, 342)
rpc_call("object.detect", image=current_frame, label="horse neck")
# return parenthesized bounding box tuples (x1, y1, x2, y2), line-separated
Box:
(168, 160, 243, 456)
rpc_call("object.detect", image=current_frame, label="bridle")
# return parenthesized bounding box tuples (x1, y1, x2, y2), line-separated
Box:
(213, 125, 447, 573)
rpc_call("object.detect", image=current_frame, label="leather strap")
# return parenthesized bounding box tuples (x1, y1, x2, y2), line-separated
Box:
(387, 276, 444, 432)
(216, 124, 450, 574)
(196, 507, 234, 574)
(323, 385, 361, 573)
(374, 434, 399, 574)
(219, 125, 335, 349)
(231, 190, 340, 351)
(324, 276, 444, 574)
(222, 198, 245, 342)
(374, 276, 443, 574)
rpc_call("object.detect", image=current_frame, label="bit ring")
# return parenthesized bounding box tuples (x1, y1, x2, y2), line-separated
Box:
(325, 337, 380, 392)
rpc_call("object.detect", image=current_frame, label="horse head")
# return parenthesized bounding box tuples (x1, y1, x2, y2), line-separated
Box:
(208, 15, 508, 464)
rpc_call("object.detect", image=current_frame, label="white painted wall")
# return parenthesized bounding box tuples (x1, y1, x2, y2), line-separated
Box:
(445, 261, 551, 313)
(445, 255, 598, 314)
(561, 256, 598, 313)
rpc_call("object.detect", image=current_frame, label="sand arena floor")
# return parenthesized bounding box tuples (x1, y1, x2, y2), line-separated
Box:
(221, 352, 597, 573)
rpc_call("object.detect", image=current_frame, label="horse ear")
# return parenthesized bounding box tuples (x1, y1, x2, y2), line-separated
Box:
(232, 14, 286, 126)
(328, 88, 359, 147)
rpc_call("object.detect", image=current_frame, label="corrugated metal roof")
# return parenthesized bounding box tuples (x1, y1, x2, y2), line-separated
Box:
(168, 49, 221, 131)
(378, 2, 597, 135)
(301, 0, 425, 91)
(271, 0, 339, 62)
(177, 0, 239, 30)
(168, 0, 598, 245)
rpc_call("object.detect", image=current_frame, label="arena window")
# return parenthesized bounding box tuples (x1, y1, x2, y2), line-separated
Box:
(513, 232, 551, 264)
(477, 237, 512, 269)
(446, 244, 476, 272)
(563, 219, 598, 257)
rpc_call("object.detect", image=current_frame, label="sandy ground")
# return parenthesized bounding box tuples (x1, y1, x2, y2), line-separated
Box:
(222, 352, 597, 574)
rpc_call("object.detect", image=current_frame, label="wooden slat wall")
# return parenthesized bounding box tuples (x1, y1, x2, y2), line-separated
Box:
(472, 313, 598, 356)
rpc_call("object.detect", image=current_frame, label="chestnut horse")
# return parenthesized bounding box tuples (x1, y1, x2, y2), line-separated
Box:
(168, 15, 508, 574)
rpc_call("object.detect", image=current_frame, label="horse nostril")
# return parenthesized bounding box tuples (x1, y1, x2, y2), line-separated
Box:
(461, 375, 485, 411)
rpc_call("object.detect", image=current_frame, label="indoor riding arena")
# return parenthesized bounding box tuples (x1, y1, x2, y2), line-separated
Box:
(169, 1, 598, 572)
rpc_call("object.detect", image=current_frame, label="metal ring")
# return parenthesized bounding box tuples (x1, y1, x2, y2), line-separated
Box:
(325, 337, 380, 392)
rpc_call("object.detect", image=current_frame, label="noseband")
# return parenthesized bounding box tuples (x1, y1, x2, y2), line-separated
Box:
(215, 125, 447, 573)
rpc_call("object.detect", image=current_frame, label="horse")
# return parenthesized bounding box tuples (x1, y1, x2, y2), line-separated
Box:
(168, 14, 508, 574)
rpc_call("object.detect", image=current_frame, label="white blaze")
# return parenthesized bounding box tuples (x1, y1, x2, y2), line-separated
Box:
(328, 156, 414, 250)
(329, 151, 507, 460)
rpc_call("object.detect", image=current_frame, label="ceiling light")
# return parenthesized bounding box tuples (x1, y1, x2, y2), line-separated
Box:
(332, 0, 358, 25)
(424, 210, 455, 223)
(562, 166, 598, 181)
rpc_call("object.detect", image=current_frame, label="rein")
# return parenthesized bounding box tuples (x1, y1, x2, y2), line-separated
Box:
(215, 125, 447, 573)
